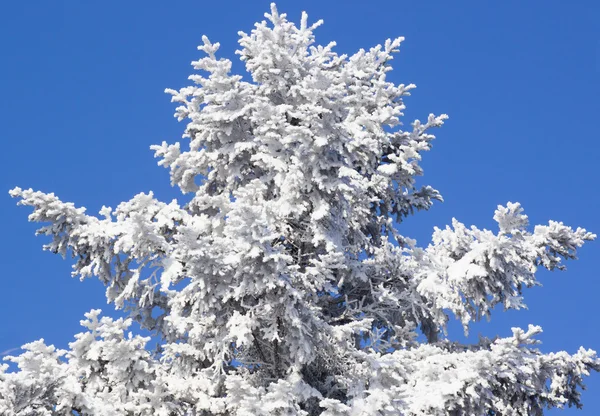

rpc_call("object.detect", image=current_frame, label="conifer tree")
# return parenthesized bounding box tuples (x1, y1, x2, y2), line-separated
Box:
(3, 4, 597, 415)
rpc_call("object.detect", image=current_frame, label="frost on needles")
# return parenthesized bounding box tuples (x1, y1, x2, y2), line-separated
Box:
(4, 4, 598, 415)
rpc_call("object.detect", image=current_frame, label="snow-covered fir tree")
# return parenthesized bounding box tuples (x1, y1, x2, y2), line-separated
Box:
(3, 4, 597, 415)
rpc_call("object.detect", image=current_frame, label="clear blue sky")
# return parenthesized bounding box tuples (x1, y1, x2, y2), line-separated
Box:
(1, 1, 598, 413)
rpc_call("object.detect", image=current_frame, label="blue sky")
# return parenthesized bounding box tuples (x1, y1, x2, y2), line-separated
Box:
(1, 1, 598, 413)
